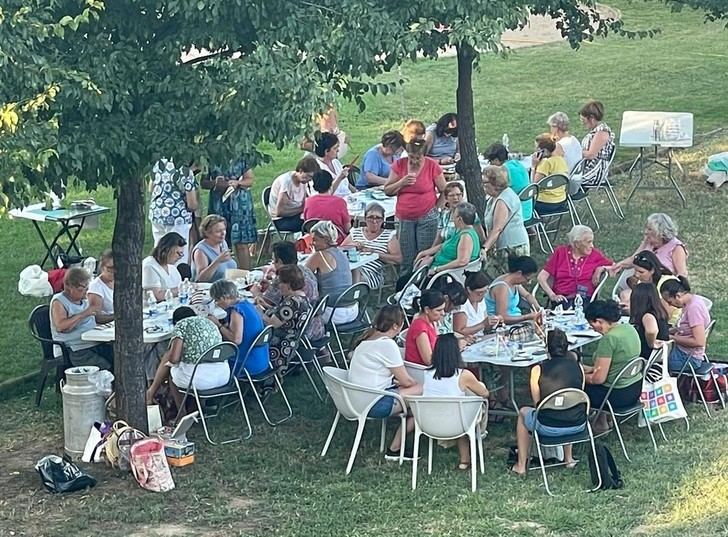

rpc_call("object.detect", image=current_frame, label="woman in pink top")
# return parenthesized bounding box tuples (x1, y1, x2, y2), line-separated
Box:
(614, 213, 688, 277)
(303, 170, 351, 244)
(384, 138, 446, 269)
(404, 289, 446, 366)
(536, 225, 611, 306)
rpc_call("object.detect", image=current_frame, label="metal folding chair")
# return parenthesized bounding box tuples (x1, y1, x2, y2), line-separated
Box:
(386, 265, 429, 327)
(257, 186, 295, 264)
(519, 184, 553, 254)
(534, 174, 574, 242)
(328, 283, 372, 368)
(582, 149, 624, 220)
(567, 160, 600, 230)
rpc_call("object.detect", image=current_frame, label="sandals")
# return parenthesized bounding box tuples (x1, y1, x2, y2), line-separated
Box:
(457, 461, 471, 471)
(507, 463, 527, 478)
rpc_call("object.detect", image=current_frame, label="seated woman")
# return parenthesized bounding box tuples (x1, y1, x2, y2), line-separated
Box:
(268, 156, 318, 233)
(660, 277, 712, 374)
(425, 112, 459, 165)
(88, 249, 114, 324)
(583, 300, 642, 431)
(313, 131, 355, 197)
(414, 202, 480, 275)
(453, 271, 501, 338)
(433, 280, 468, 335)
(191, 214, 238, 283)
(485, 256, 542, 325)
(537, 225, 612, 307)
(432, 182, 485, 248)
(423, 333, 489, 470)
(510, 329, 585, 476)
(401, 119, 426, 144)
(305, 220, 356, 324)
(404, 289, 446, 366)
(482, 143, 532, 221)
(208, 279, 269, 377)
(356, 131, 405, 190)
(258, 265, 312, 372)
(618, 250, 674, 319)
(630, 283, 669, 362)
(142, 232, 185, 300)
(146, 306, 229, 407)
(50, 267, 114, 370)
(348, 305, 422, 460)
(341, 202, 402, 289)
(613, 213, 688, 277)
(530, 133, 569, 215)
(547, 112, 583, 174)
(303, 170, 351, 244)
(579, 100, 615, 188)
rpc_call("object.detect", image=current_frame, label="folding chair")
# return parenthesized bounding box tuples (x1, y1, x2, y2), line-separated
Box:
(28, 305, 72, 407)
(589, 357, 654, 461)
(567, 160, 600, 230)
(301, 294, 339, 368)
(530, 388, 601, 496)
(320, 367, 407, 474)
(406, 396, 487, 492)
(386, 265, 429, 327)
(257, 186, 295, 264)
(582, 149, 624, 220)
(175, 342, 252, 444)
(534, 174, 574, 242)
(233, 326, 292, 427)
(283, 307, 328, 402)
(520, 184, 553, 254)
(328, 283, 372, 367)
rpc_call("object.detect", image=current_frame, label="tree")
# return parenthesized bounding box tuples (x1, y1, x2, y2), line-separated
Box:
(660, 0, 728, 25)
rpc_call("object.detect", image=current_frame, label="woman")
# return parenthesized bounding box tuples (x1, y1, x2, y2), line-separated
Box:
(614, 213, 688, 277)
(404, 289, 446, 366)
(348, 306, 422, 460)
(357, 131, 405, 189)
(191, 214, 237, 283)
(583, 300, 642, 431)
(547, 112, 583, 173)
(258, 265, 312, 372)
(481, 165, 530, 275)
(303, 170, 351, 243)
(434, 280, 468, 335)
(433, 182, 485, 246)
(530, 133, 569, 215)
(423, 334, 489, 470)
(630, 283, 669, 360)
(414, 202, 480, 275)
(384, 137, 446, 270)
(146, 306, 229, 407)
(579, 100, 615, 188)
(202, 158, 257, 269)
(88, 249, 114, 323)
(304, 220, 356, 324)
(268, 156, 318, 232)
(341, 202, 403, 288)
(314, 131, 354, 197)
(454, 271, 501, 337)
(142, 232, 185, 300)
(482, 143, 532, 221)
(660, 277, 712, 374)
(401, 119, 426, 144)
(425, 113, 459, 165)
(618, 250, 675, 319)
(50, 267, 113, 370)
(510, 329, 584, 476)
(485, 256, 541, 325)
(209, 279, 269, 377)
(537, 225, 612, 307)
(148, 158, 198, 264)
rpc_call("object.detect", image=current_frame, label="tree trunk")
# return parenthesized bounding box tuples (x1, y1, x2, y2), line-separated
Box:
(455, 42, 486, 217)
(112, 175, 148, 433)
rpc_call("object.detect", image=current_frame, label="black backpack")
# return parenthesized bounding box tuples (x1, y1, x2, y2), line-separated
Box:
(588, 443, 623, 490)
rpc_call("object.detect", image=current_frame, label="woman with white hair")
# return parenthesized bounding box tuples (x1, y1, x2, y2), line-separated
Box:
(547, 112, 582, 173)
(614, 213, 688, 277)
(304, 220, 357, 323)
(537, 225, 612, 307)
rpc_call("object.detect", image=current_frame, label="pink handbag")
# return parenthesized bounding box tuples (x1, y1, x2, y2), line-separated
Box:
(129, 438, 175, 492)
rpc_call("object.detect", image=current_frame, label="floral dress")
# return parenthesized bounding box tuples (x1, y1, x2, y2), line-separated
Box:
(267, 294, 311, 371)
(208, 158, 257, 245)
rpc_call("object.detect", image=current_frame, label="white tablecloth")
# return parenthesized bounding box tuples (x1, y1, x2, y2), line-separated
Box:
(298, 251, 379, 271)
(345, 188, 396, 219)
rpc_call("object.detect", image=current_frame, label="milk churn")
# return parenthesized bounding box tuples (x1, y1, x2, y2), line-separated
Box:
(61, 366, 106, 458)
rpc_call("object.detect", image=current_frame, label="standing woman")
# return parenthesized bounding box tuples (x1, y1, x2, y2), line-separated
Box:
(630, 283, 669, 361)
(87, 249, 115, 324)
(404, 289, 446, 366)
(579, 100, 615, 188)
(425, 113, 459, 165)
(142, 232, 185, 300)
(385, 138, 447, 270)
(314, 131, 355, 197)
(192, 214, 238, 283)
(357, 131, 405, 189)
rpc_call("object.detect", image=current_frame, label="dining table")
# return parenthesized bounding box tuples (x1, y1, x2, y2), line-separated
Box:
(345, 187, 396, 221)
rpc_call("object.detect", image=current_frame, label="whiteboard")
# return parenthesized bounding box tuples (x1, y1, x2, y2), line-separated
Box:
(619, 111, 693, 148)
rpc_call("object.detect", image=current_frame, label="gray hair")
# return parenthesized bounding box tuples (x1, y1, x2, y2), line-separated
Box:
(455, 201, 477, 226)
(311, 220, 338, 246)
(365, 202, 385, 218)
(547, 111, 570, 132)
(646, 213, 678, 242)
(567, 224, 594, 245)
(210, 279, 238, 301)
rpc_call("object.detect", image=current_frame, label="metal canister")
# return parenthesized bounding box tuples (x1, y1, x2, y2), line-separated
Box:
(61, 366, 106, 458)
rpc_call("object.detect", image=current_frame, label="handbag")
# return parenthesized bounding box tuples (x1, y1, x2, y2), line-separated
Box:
(640, 345, 688, 424)
(129, 438, 175, 492)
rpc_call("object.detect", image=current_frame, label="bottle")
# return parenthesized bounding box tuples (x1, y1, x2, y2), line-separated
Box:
(179, 279, 190, 305)
(574, 293, 584, 326)
(147, 290, 158, 317)
(164, 288, 174, 310)
(502, 133, 510, 151)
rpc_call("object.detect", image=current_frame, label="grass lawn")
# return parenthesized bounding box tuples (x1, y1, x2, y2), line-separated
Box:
(3, 0, 728, 535)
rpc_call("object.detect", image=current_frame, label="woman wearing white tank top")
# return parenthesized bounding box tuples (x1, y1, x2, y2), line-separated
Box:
(548, 112, 583, 173)
(423, 334, 489, 470)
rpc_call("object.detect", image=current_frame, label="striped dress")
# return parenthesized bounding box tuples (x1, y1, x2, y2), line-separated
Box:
(350, 227, 395, 288)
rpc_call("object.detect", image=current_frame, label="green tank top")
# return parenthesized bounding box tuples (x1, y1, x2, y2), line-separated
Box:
(433, 227, 480, 267)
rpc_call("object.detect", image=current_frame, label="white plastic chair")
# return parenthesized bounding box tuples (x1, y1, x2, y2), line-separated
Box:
(611, 268, 634, 303)
(320, 367, 406, 474)
(405, 395, 487, 492)
(404, 361, 429, 385)
(425, 257, 482, 289)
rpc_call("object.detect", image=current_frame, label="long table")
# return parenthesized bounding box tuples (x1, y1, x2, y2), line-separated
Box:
(345, 188, 396, 220)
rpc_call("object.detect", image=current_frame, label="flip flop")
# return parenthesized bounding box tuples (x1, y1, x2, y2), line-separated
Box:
(457, 462, 471, 471)
(507, 463, 527, 478)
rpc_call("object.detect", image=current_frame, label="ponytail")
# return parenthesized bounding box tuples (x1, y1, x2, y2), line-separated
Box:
(659, 275, 690, 298)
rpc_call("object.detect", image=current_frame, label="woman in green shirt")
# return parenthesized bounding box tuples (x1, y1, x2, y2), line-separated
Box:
(414, 202, 480, 276)
(583, 299, 642, 431)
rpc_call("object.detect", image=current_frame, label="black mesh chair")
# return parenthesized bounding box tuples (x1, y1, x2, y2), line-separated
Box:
(28, 305, 72, 406)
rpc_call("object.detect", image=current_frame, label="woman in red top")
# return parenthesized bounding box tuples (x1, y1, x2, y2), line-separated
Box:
(384, 138, 446, 270)
(404, 289, 446, 366)
(303, 170, 351, 244)
(536, 225, 612, 307)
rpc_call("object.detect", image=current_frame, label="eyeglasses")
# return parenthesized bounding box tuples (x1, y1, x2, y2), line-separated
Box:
(365, 215, 384, 221)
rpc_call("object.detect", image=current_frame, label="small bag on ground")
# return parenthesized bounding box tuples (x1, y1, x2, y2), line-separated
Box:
(588, 443, 623, 490)
(35, 455, 97, 493)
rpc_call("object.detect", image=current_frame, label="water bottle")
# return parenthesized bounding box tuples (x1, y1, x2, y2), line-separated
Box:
(146, 290, 158, 317)
(574, 293, 584, 327)
(164, 288, 174, 310)
(502, 133, 510, 151)
(179, 278, 190, 305)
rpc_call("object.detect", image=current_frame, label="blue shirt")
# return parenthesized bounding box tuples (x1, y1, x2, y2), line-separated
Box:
(357, 145, 394, 189)
(485, 280, 521, 317)
(228, 300, 269, 376)
(504, 160, 532, 221)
